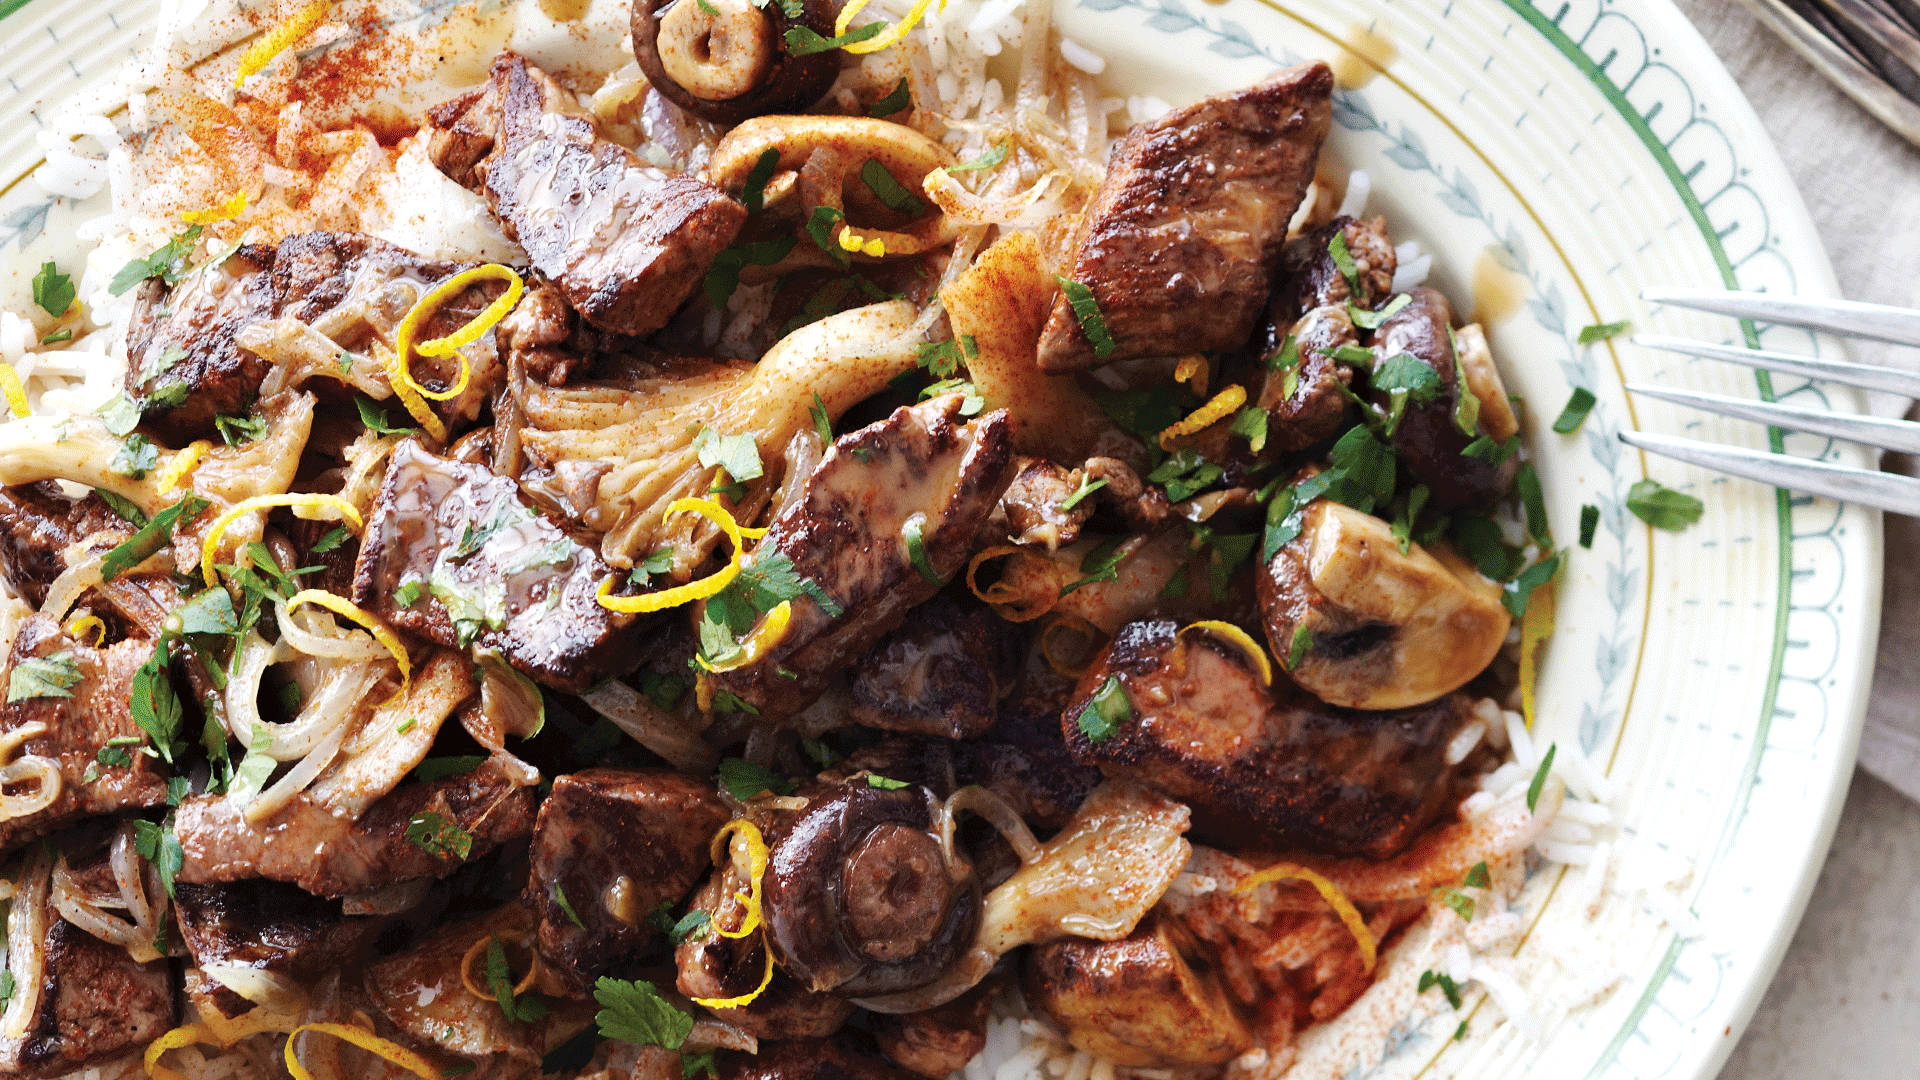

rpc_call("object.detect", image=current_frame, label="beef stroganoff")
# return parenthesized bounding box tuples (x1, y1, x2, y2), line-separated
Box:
(0, 1, 1611, 1078)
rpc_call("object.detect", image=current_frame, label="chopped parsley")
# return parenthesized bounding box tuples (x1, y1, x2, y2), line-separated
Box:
(593, 977, 694, 1049)
(868, 78, 911, 117)
(914, 336, 978, 378)
(413, 755, 486, 783)
(1075, 674, 1131, 744)
(1060, 475, 1107, 512)
(695, 427, 765, 486)
(1055, 276, 1117, 358)
(948, 140, 1009, 173)
(1516, 464, 1550, 544)
(110, 223, 205, 296)
(1501, 552, 1561, 618)
(214, 412, 267, 446)
(1284, 624, 1314, 670)
(703, 236, 798, 308)
(811, 391, 833, 444)
(1461, 434, 1519, 463)
(901, 514, 942, 584)
(1348, 292, 1411, 330)
(1417, 969, 1464, 1009)
(553, 883, 587, 928)
(310, 527, 350, 555)
(1576, 319, 1631, 344)
(1625, 479, 1703, 531)
(1391, 484, 1431, 554)
(174, 588, 239, 636)
(741, 148, 780, 215)
(1527, 744, 1556, 812)
(354, 398, 416, 435)
(129, 638, 185, 765)
(865, 773, 910, 790)
(392, 577, 426, 607)
(1147, 448, 1223, 503)
(1061, 536, 1129, 595)
(783, 21, 886, 55)
(1328, 230, 1363, 300)
(1448, 512, 1525, 582)
(804, 205, 850, 265)
(717, 757, 792, 802)
(801, 736, 840, 768)
(860, 159, 924, 215)
(40, 329, 73, 345)
(918, 377, 985, 416)
(96, 393, 140, 437)
(32, 261, 75, 318)
(6, 651, 82, 703)
(404, 811, 474, 861)
(1229, 406, 1269, 453)
(1552, 387, 1597, 434)
(132, 817, 183, 898)
(1578, 504, 1600, 549)
(111, 434, 160, 479)
(486, 937, 548, 1023)
(1450, 352, 1482, 437)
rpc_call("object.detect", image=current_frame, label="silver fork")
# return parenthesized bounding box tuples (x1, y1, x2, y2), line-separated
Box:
(1739, 0, 1920, 147)
(1618, 287, 1920, 516)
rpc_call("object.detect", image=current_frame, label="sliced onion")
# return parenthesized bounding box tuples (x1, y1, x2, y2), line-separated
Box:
(224, 630, 286, 742)
(580, 680, 718, 773)
(3, 848, 51, 1040)
(202, 964, 308, 1014)
(0, 722, 62, 823)
(275, 602, 390, 662)
(942, 785, 1041, 865)
(112, 823, 157, 946)
(38, 536, 116, 623)
(243, 705, 353, 823)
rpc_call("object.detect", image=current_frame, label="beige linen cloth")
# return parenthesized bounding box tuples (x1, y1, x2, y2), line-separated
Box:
(1674, 0, 1920, 802)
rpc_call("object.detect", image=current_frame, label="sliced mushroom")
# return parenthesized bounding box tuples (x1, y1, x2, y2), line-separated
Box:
(1372, 287, 1517, 510)
(1453, 322, 1520, 441)
(632, 0, 839, 124)
(1023, 914, 1253, 1068)
(763, 780, 980, 997)
(1259, 499, 1508, 710)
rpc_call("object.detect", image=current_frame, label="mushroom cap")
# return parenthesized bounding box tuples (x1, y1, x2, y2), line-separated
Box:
(763, 781, 981, 997)
(1374, 287, 1517, 511)
(1259, 499, 1509, 710)
(631, 0, 840, 125)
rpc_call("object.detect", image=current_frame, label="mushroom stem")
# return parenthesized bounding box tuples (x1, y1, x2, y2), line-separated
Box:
(658, 0, 776, 102)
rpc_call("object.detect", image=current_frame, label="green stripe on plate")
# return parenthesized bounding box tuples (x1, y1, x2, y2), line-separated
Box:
(0, 0, 36, 23)
(1494, 3, 1794, 1077)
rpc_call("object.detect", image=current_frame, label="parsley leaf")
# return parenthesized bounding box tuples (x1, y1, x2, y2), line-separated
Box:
(1061, 537, 1129, 595)
(32, 261, 75, 318)
(413, 755, 486, 783)
(594, 977, 694, 1048)
(1229, 406, 1269, 453)
(175, 588, 238, 636)
(1055, 276, 1117, 358)
(1552, 387, 1596, 434)
(1501, 552, 1561, 618)
(112, 434, 159, 479)
(1285, 624, 1314, 669)
(214, 413, 267, 446)
(783, 21, 885, 55)
(96, 393, 141, 437)
(717, 757, 793, 802)
(914, 336, 978, 378)
(1516, 464, 1550, 544)
(1371, 353, 1442, 404)
(695, 427, 765, 484)
(1625, 479, 1703, 531)
(110, 224, 204, 296)
(1577, 320, 1631, 344)
(553, 882, 587, 929)
(310, 527, 350, 555)
(1075, 674, 1131, 744)
(129, 638, 184, 764)
(355, 398, 416, 435)
(868, 78, 911, 116)
(6, 651, 82, 703)
(703, 236, 798, 308)
(811, 391, 833, 444)
(741, 148, 780, 215)
(1147, 448, 1222, 503)
(948, 141, 1010, 172)
(486, 937, 548, 1023)
(901, 513, 942, 584)
(1328, 231, 1363, 301)
(132, 817, 184, 898)
(860, 159, 924, 215)
(1418, 969, 1464, 1009)
(1348, 292, 1412, 330)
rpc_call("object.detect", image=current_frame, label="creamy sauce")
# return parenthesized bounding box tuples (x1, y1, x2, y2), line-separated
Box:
(1470, 245, 1527, 325)
(1328, 25, 1398, 90)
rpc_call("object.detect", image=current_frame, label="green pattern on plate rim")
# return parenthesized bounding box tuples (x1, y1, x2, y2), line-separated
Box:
(0, 2, 1878, 1079)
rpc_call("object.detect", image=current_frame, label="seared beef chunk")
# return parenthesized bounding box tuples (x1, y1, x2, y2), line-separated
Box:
(1081, 457, 1173, 533)
(847, 597, 1020, 740)
(0, 617, 169, 854)
(0, 484, 125, 607)
(1062, 620, 1476, 858)
(1035, 63, 1333, 372)
(1253, 303, 1358, 454)
(498, 278, 603, 386)
(710, 396, 1014, 719)
(0, 918, 175, 1078)
(718, 1037, 916, 1080)
(528, 769, 728, 991)
(124, 245, 277, 442)
(352, 440, 648, 692)
(954, 697, 1102, 834)
(871, 988, 993, 1078)
(1372, 288, 1516, 510)
(997, 459, 1093, 551)
(176, 759, 536, 897)
(427, 52, 746, 337)
(126, 232, 505, 440)
(1274, 215, 1397, 316)
(761, 780, 980, 997)
(175, 880, 388, 1015)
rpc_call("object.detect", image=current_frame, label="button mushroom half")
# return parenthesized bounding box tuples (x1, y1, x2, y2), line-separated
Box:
(632, 0, 841, 125)
(1259, 498, 1509, 710)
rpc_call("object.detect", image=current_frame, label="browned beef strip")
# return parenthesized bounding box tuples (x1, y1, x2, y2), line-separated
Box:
(528, 769, 729, 992)
(846, 596, 1021, 740)
(710, 396, 1014, 720)
(1252, 304, 1358, 453)
(174, 880, 389, 1015)
(871, 988, 993, 1079)
(351, 440, 649, 692)
(1373, 288, 1516, 510)
(175, 759, 537, 897)
(0, 617, 170, 855)
(1060, 619, 1476, 858)
(954, 694, 1103, 834)
(125, 232, 506, 441)
(1272, 215, 1397, 317)
(1034, 63, 1333, 372)
(0, 918, 175, 1078)
(0, 484, 126, 607)
(426, 52, 746, 337)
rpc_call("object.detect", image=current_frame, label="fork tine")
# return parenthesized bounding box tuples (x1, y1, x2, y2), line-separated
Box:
(1634, 334, 1920, 398)
(1620, 431, 1920, 515)
(1625, 382, 1920, 454)
(1642, 287, 1920, 347)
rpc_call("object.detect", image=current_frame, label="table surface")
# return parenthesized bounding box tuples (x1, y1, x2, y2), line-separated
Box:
(1668, 0, 1920, 1075)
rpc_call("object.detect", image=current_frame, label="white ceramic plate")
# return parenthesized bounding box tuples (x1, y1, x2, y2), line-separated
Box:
(0, 2, 1880, 1079)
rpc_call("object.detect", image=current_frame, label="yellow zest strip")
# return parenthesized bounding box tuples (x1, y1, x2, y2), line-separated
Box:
(965, 546, 1056, 624)
(1235, 862, 1377, 973)
(201, 494, 363, 587)
(697, 601, 792, 674)
(286, 589, 410, 695)
(459, 934, 541, 1001)
(597, 498, 748, 614)
(1159, 384, 1248, 451)
(690, 945, 775, 1011)
(1180, 620, 1273, 686)
(381, 346, 447, 442)
(709, 819, 770, 940)
(1519, 573, 1557, 729)
(63, 615, 105, 646)
(1173, 354, 1208, 395)
(695, 670, 716, 713)
(234, 0, 334, 87)
(834, 0, 944, 54)
(181, 191, 248, 226)
(145, 1012, 301, 1080)
(836, 228, 887, 258)
(284, 1022, 443, 1080)
(156, 441, 211, 495)
(0, 363, 28, 418)
(738, 524, 771, 540)
(392, 264, 525, 403)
